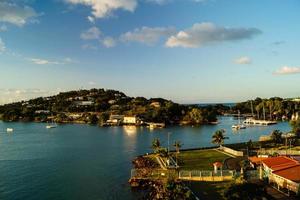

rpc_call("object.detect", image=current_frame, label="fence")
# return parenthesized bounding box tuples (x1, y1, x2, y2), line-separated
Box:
(219, 146, 244, 157)
(131, 169, 235, 182)
(258, 149, 300, 156)
(178, 170, 235, 182)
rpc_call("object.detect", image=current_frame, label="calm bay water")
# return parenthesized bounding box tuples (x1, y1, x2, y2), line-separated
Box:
(0, 117, 291, 200)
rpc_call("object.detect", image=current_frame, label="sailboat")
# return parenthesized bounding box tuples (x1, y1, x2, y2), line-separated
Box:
(232, 110, 246, 130)
(46, 115, 57, 129)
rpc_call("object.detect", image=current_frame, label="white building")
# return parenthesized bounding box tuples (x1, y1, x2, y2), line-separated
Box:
(123, 116, 139, 125)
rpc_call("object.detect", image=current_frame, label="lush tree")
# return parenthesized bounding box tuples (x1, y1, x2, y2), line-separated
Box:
(173, 141, 183, 154)
(212, 129, 228, 147)
(290, 119, 300, 138)
(151, 138, 161, 153)
(270, 130, 283, 146)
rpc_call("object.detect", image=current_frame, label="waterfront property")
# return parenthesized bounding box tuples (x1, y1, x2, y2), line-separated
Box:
(261, 156, 300, 195)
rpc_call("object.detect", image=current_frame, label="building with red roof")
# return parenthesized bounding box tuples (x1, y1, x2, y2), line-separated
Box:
(261, 156, 300, 195)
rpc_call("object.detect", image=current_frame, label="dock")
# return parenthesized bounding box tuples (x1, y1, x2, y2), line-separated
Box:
(243, 118, 277, 126)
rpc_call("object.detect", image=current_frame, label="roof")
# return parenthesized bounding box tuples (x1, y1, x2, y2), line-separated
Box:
(262, 156, 299, 171)
(273, 165, 300, 183)
(249, 156, 268, 164)
(213, 162, 223, 167)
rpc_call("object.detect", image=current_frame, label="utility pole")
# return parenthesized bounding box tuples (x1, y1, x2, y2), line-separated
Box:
(168, 132, 171, 153)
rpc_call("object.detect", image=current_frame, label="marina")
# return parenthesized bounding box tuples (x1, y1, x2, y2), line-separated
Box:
(0, 117, 291, 200)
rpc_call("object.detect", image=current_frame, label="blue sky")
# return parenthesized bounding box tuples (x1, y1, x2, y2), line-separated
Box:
(1, 0, 300, 104)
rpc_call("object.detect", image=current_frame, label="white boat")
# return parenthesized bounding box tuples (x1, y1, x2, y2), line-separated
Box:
(6, 128, 14, 132)
(46, 124, 57, 129)
(232, 124, 246, 129)
(232, 110, 246, 130)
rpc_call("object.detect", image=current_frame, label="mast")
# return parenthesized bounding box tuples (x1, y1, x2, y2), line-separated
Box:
(251, 101, 254, 117)
(263, 103, 266, 121)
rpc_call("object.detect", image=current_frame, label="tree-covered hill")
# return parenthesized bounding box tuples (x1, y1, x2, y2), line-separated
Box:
(0, 88, 218, 125)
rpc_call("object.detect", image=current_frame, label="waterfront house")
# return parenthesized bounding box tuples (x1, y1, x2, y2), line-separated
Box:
(261, 156, 300, 195)
(74, 101, 94, 106)
(107, 115, 124, 125)
(123, 116, 140, 125)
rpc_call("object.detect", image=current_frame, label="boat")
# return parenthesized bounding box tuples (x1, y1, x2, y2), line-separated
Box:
(232, 124, 246, 129)
(46, 125, 57, 129)
(6, 128, 14, 132)
(232, 110, 246, 130)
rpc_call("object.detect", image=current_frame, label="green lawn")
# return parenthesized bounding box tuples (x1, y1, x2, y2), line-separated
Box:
(187, 181, 233, 200)
(177, 149, 230, 170)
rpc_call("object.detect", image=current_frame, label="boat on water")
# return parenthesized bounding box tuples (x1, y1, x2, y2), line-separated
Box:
(232, 110, 246, 130)
(46, 125, 57, 129)
(232, 124, 246, 130)
(6, 128, 14, 132)
(148, 123, 165, 129)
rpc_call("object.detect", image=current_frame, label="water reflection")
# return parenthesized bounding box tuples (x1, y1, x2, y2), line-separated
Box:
(123, 125, 137, 136)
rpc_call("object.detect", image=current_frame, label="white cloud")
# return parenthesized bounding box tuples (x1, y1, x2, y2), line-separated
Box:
(80, 26, 101, 40)
(0, 38, 6, 53)
(87, 16, 95, 23)
(120, 26, 176, 45)
(273, 66, 300, 75)
(0, 25, 7, 32)
(29, 58, 62, 65)
(165, 22, 262, 48)
(65, 0, 137, 18)
(102, 37, 116, 48)
(0, 2, 38, 26)
(234, 56, 252, 65)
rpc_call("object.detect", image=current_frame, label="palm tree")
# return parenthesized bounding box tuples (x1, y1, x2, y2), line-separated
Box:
(151, 138, 161, 153)
(212, 129, 228, 147)
(173, 141, 182, 154)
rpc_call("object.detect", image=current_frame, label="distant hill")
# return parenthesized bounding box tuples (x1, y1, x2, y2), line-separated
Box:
(0, 88, 219, 125)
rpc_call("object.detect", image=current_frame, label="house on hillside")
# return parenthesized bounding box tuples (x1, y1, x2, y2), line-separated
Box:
(261, 156, 300, 195)
(107, 115, 124, 125)
(123, 116, 141, 125)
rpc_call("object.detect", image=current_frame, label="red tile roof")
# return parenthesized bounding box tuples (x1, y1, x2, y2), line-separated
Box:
(262, 156, 299, 171)
(249, 156, 268, 165)
(273, 165, 300, 183)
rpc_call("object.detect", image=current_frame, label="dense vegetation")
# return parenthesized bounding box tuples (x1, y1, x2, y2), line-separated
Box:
(0, 88, 218, 125)
(232, 97, 300, 120)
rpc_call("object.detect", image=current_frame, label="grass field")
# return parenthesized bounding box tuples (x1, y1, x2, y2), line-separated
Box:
(177, 149, 231, 170)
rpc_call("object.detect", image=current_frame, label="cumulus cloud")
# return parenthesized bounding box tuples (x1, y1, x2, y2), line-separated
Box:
(0, 38, 6, 53)
(165, 22, 262, 48)
(80, 26, 101, 40)
(102, 37, 116, 48)
(65, 0, 137, 18)
(273, 66, 300, 75)
(120, 26, 176, 45)
(234, 56, 252, 65)
(0, 2, 38, 26)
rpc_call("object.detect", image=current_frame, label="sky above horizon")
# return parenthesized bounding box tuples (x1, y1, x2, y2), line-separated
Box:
(1, 0, 300, 104)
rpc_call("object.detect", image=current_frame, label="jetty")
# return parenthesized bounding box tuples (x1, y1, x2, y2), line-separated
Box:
(243, 118, 277, 126)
